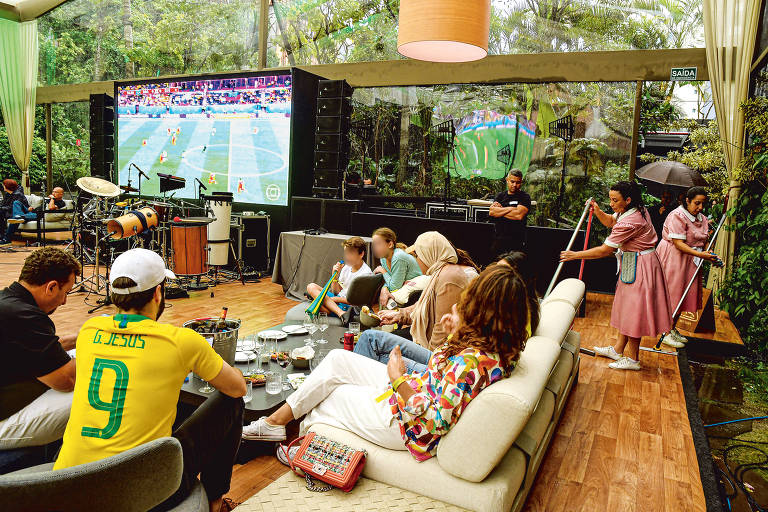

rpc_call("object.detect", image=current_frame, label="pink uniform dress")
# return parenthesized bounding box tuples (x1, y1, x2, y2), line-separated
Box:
(604, 208, 672, 338)
(656, 205, 710, 314)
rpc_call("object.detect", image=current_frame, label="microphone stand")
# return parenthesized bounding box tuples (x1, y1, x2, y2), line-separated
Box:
(87, 229, 118, 314)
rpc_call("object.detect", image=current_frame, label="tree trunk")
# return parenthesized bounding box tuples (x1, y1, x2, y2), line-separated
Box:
(396, 105, 409, 188)
(122, 0, 134, 77)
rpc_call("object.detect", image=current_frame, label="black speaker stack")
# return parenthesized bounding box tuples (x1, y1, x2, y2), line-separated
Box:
(313, 80, 352, 198)
(90, 93, 115, 180)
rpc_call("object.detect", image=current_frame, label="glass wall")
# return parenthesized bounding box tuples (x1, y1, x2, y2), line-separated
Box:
(38, 0, 262, 85)
(348, 81, 634, 232)
(268, 0, 705, 66)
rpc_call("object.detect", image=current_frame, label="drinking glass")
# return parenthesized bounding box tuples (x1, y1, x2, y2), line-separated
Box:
(243, 379, 253, 404)
(265, 371, 281, 395)
(199, 336, 215, 393)
(317, 312, 329, 344)
(349, 321, 361, 336)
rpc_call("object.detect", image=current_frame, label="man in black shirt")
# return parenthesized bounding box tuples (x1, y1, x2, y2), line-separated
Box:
(489, 169, 531, 256)
(0, 247, 81, 450)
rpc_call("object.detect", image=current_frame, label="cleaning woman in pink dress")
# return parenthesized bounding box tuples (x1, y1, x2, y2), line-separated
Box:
(560, 181, 672, 370)
(656, 186, 719, 348)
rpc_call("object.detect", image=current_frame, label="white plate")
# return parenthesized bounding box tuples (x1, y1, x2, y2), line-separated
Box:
(282, 325, 308, 335)
(235, 351, 257, 363)
(257, 329, 288, 341)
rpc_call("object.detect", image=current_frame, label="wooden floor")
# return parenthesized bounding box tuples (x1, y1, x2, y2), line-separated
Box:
(0, 246, 714, 510)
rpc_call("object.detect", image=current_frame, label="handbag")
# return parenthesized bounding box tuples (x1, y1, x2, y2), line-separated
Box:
(284, 432, 367, 492)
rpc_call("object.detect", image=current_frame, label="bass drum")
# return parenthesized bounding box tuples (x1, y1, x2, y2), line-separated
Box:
(171, 221, 208, 276)
(106, 207, 159, 239)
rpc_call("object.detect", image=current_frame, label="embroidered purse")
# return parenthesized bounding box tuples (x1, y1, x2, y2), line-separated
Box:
(620, 251, 637, 284)
(284, 432, 367, 492)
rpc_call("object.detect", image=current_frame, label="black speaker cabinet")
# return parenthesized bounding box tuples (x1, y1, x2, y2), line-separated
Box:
(318, 79, 353, 98)
(90, 93, 115, 179)
(315, 133, 350, 153)
(291, 197, 324, 231)
(240, 215, 271, 271)
(316, 115, 350, 134)
(317, 97, 352, 117)
(323, 199, 361, 235)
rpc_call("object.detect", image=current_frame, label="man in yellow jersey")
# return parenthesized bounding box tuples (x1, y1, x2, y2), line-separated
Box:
(54, 249, 246, 512)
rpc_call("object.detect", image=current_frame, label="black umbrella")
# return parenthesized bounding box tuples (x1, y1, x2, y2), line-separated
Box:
(635, 160, 707, 197)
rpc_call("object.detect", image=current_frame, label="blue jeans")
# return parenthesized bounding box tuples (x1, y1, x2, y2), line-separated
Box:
(4, 201, 36, 240)
(354, 330, 432, 374)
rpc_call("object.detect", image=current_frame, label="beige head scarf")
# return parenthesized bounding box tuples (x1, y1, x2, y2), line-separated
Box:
(407, 232, 457, 347)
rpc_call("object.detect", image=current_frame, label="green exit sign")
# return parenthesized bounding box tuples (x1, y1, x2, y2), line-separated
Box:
(670, 67, 697, 81)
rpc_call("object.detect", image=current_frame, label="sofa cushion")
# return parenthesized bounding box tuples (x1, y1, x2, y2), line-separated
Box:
(513, 389, 554, 459)
(541, 278, 585, 310)
(308, 423, 527, 512)
(283, 302, 344, 326)
(533, 300, 576, 343)
(26, 195, 44, 209)
(436, 336, 562, 482)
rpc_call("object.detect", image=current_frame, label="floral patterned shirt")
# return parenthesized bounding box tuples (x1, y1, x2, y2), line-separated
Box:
(385, 345, 512, 461)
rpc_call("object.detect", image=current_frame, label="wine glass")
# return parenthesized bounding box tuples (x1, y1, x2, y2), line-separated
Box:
(243, 379, 252, 404)
(302, 314, 314, 346)
(241, 335, 255, 377)
(278, 354, 292, 391)
(317, 312, 329, 344)
(252, 337, 264, 372)
(199, 335, 215, 393)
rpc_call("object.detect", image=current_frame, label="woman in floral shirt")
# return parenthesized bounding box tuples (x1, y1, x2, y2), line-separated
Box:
(243, 265, 530, 463)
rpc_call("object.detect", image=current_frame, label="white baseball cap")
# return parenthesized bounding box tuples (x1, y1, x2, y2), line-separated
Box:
(110, 248, 176, 294)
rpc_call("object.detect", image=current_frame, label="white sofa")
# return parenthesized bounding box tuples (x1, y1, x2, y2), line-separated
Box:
(16, 194, 75, 242)
(306, 278, 586, 512)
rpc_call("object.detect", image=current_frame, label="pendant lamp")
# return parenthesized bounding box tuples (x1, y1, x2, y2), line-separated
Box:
(397, 0, 490, 62)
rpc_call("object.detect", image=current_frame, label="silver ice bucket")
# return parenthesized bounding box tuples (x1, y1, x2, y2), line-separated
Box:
(183, 317, 241, 366)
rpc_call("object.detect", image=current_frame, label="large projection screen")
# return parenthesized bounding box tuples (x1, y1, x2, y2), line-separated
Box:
(115, 73, 292, 206)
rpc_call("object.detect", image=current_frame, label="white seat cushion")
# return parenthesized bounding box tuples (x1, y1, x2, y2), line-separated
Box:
(436, 336, 562, 482)
(541, 278, 585, 310)
(533, 300, 576, 343)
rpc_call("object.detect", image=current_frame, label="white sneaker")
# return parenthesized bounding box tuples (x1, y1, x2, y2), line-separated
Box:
(242, 416, 286, 441)
(276, 443, 300, 467)
(608, 356, 641, 371)
(671, 329, 688, 343)
(661, 333, 685, 348)
(593, 345, 621, 361)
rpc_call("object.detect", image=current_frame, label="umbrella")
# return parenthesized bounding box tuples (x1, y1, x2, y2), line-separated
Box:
(635, 161, 707, 197)
(305, 260, 343, 318)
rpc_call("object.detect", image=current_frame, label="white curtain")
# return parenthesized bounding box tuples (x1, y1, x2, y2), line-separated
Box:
(0, 19, 39, 191)
(703, 0, 761, 294)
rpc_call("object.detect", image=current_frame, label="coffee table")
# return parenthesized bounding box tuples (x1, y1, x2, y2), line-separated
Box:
(180, 324, 350, 421)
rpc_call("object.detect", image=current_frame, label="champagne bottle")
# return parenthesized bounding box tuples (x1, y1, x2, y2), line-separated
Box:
(215, 307, 228, 332)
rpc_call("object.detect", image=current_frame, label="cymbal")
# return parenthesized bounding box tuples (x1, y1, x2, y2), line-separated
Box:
(76, 177, 121, 198)
(120, 184, 139, 193)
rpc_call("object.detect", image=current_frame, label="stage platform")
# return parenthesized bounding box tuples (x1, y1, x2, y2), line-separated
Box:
(1, 246, 739, 510)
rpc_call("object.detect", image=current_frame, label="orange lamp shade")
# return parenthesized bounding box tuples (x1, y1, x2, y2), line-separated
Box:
(397, 0, 490, 62)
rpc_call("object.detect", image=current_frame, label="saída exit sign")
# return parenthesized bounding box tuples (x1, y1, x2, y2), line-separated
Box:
(670, 67, 697, 81)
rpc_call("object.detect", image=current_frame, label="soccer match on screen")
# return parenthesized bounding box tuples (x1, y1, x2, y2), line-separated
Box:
(116, 74, 292, 206)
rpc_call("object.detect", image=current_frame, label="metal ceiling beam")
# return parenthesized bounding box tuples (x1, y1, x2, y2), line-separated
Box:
(35, 47, 709, 104)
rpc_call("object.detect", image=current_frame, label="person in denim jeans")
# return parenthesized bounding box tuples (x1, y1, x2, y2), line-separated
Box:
(354, 329, 432, 374)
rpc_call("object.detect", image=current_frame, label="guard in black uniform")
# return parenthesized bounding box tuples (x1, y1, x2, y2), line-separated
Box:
(489, 169, 531, 256)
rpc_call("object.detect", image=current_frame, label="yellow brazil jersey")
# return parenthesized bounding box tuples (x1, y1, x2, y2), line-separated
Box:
(53, 314, 223, 470)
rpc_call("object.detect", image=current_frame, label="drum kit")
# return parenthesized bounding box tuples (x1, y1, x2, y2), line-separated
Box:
(70, 176, 242, 310)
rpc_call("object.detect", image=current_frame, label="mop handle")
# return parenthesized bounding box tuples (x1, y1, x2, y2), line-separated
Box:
(545, 197, 593, 298)
(578, 207, 594, 280)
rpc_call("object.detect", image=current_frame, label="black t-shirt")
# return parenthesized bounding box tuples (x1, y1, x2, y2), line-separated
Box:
(0, 282, 70, 421)
(493, 190, 532, 238)
(49, 198, 66, 210)
(649, 203, 671, 239)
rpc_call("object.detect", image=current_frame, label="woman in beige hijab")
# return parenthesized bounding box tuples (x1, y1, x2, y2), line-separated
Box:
(375, 231, 479, 350)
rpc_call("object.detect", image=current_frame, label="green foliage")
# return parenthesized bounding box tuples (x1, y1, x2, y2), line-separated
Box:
(735, 97, 768, 187)
(639, 82, 682, 135)
(718, 182, 768, 358)
(568, 138, 607, 176)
